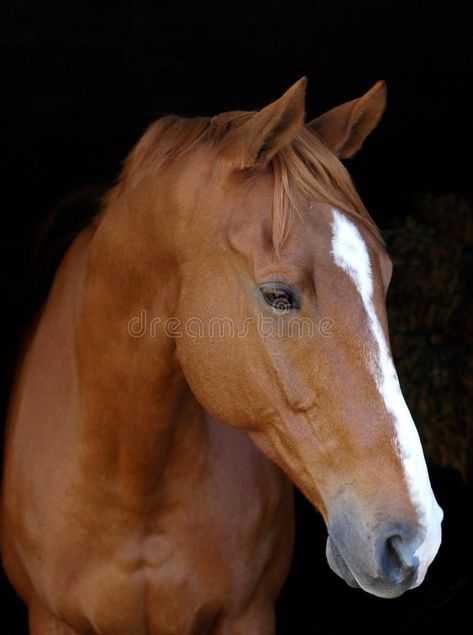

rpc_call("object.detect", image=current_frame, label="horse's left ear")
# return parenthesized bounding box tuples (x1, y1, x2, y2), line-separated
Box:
(308, 81, 387, 159)
(219, 77, 307, 169)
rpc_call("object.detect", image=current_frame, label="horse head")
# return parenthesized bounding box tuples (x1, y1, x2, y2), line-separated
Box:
(130, 78, 443, 598)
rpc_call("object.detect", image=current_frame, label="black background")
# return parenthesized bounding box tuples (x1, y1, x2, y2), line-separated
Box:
(1, 1, 472, 633)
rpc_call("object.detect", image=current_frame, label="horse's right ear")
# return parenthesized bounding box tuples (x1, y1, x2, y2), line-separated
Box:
(218, 77, 307, 169)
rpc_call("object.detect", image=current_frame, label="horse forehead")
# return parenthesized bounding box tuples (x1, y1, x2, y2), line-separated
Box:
(285, 209, 388, 309)
(328, 209, 391, 286)
(286, 205, 377, 264)
(277, 203, 333, 256)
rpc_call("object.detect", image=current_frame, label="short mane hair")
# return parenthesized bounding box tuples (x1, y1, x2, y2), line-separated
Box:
(121, 113, 383, 250)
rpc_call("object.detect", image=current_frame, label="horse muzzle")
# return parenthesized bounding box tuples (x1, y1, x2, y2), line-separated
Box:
(325, 507, 442, 598)
(326, 530, 418, 598)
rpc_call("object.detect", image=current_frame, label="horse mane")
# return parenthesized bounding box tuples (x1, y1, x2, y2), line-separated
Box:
(117, 112, 383, 249)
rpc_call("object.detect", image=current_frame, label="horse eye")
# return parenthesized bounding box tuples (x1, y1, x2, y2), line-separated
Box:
(259, 283, 300, 311)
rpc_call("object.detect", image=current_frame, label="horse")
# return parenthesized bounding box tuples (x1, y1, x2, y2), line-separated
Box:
(1, 77, 443, 635)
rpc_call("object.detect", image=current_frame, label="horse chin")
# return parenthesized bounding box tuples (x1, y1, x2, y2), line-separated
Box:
(326, 537, 360, 589)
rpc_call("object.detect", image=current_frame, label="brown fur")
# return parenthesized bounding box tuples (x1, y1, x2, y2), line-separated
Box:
(117, 92, 381, 251)
(1, 78, 439, 634)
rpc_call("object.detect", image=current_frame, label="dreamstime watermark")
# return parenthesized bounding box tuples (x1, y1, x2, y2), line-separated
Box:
(127, 309, 335, 339)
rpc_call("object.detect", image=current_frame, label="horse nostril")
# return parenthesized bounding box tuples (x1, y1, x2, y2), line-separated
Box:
(379, 534, 418, 584)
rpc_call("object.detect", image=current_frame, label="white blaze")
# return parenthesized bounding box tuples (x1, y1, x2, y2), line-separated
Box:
(330, 209, 443, 584)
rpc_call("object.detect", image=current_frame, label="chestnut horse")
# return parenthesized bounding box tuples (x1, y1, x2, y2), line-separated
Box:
(1, 78, 443, 634)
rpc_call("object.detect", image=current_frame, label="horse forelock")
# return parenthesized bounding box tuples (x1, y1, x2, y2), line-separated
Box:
(270, 126, 383, 251)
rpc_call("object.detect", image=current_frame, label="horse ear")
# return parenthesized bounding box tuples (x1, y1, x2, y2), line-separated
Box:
(219, 77, 307, 169)
(308, 81, 387, 159)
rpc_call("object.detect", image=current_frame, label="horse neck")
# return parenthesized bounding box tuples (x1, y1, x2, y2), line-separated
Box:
(74, 182, 206, 504)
